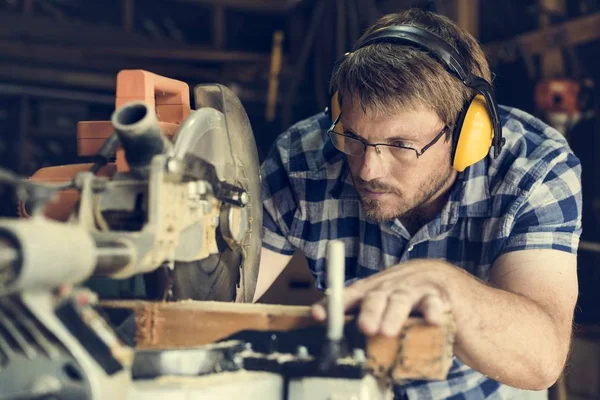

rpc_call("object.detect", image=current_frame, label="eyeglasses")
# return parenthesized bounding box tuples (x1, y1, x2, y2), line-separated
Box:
(327, 113, 449, 163)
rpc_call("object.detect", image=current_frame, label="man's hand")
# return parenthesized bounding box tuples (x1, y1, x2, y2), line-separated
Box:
(312, 259, 455, 336)
(312, 250, 577, 390)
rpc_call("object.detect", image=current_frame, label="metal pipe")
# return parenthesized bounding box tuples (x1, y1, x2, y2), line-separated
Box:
(0, 219, 97, 294)
(327, 240, 345, 341)
(111, 101, 168, 171)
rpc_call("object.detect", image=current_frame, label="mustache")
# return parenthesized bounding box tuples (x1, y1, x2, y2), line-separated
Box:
(355, 178, 399, 194)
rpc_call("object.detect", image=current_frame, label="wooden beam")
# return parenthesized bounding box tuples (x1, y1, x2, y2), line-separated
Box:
(434, 0, 479, 38)
(80, 44, 270, 63)
(123, 0, 135, 33)
(101, 300, 456, 382)
(484, 12, 600, 67)
(168, 0, 302, 13)
(0, 61, 116, 90)
(539, 0, 566, 27)
(538, 0, 566, 78)
(212, 5, 225, 49)
(457, 0, 480, 38)
(0, 39, 272, 64)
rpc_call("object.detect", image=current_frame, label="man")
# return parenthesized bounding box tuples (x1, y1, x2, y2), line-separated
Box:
(254, 8, 582, 400)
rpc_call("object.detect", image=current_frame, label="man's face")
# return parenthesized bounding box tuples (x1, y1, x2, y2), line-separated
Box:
(339, 99, 456, 223)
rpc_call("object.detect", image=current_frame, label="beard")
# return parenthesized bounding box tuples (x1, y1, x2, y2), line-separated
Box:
(352, 164, 454, 224)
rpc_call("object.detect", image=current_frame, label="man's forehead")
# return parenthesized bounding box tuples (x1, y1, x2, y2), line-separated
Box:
(339, 102, 442, 140)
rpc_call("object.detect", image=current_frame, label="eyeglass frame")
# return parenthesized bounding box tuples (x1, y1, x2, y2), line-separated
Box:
(327, 113, 450, 159)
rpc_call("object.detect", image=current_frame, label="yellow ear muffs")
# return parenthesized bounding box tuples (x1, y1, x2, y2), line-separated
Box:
(452, 94, 494, 172)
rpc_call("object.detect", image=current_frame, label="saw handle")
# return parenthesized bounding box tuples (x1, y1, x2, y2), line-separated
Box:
(115, 69, 190, 110)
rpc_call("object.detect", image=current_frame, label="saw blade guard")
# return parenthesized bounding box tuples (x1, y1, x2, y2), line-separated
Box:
(169, 84, 262, 303)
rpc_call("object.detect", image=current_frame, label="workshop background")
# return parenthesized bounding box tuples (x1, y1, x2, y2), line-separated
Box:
(0, 0, 599, 398)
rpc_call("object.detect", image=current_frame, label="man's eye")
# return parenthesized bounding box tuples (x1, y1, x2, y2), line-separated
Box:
(390, 141, 407, 147)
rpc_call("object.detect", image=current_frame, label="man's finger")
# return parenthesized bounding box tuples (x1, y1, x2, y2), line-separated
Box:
(418, 293, 448, 326)
(343, 284, 368, 312)
(379, 290, 414, 337)
(357, 290, 389, 335)
(311, 302, 327, 321)
(311, 283, 367, 321)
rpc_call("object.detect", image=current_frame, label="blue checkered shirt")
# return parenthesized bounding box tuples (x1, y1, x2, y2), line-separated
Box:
(260, 105, 582, 399)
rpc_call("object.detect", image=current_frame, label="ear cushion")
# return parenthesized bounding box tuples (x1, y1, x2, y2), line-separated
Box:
(452, 94, 494, 172)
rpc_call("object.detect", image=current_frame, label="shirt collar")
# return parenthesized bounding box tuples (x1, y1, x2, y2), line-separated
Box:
(452, 156, 493, 219)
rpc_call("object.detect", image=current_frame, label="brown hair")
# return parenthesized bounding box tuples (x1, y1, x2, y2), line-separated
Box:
(333, 9, 492, 129)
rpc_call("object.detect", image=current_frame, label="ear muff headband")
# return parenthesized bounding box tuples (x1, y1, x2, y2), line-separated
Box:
(329, 25, 505, 167)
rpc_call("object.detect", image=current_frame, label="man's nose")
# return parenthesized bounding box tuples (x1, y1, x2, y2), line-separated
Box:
(358, 146, 387, 182)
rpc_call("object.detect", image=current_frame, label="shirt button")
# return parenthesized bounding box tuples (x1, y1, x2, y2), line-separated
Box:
(407, 245, 414, 252)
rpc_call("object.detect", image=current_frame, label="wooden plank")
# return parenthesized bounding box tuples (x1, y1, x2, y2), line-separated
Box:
(485, 12, 600, 66)
(0, 9, 276, 65)
(265, 30, 284, 122)
(435, 0, 458, 23)
(366, 319, 455, 381)
(84, 43, 272, 63)
(0, 82, 114, 105)
(100, 300, 456, 381)
(0, 11, 175, 48)
(0, 41, 262, 83)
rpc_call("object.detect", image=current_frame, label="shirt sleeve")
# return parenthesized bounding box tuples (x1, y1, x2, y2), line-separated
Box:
(502, 150, 582, 254)
(260, 138, 298, 256)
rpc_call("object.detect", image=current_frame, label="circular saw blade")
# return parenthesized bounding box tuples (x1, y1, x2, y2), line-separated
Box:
(166, 84, 262, 303)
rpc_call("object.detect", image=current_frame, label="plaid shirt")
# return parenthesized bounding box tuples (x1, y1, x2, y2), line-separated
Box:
(260, 105, 582, 399)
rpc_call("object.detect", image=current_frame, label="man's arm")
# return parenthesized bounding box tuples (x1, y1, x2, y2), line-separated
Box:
(313, 249, 577, 390)
(450, 248, 577, 390)
(253, 247, 294, 302)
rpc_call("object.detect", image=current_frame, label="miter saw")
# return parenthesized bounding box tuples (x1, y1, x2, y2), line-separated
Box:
(15, 72, 262, 303)
(0, 71, 405, 399)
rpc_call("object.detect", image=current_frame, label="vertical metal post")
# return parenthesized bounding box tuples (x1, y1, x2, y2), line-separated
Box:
(326, 240, 345, 341)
